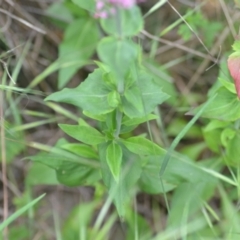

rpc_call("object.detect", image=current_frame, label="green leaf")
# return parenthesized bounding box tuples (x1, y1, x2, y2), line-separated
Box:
(122, 71, 169, 118)
(55, 160, 100, 186)
(203, 128, 222, 153)
(106, 142, 122, 182)
(138, 71, 169, 112)
(122, 114, 157, 126)
(124, 86, 144, 112)
(45, 69, 113, 115)
(204, 119, 230, 132)
(99, 143, 141, 218)
(203, 119, 229, 152)
(83, 111, 107, 122)
(167, 181, 216, 227)
(0, 194, 45, 232)
(31, 152, 100, 186)
(72, 0, 95, 12)
(59, 124, 105, 145)
(107, 90, 121, 108)
(29, 139, 100, 186)
(102, 72, 117, 90)
(144, 60, 177, 105)
(46, 2, 74, 23)
(232, 40, 240, 51)
(225, 132, 240, 166)
(218, 77, 236, 94)
(139, 154, 217, 194)
(221, 128, 235, 147)
(97, 37, 138, 77)
(192, 87, 240, 121)
(121, 136, 165, 156)
(61, 143, 98, 159)
(26, 162, 59, 185)
(58, 18, 99, 88)
(100, 6, 143, 37)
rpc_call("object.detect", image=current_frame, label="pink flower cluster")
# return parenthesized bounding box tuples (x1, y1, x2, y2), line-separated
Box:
(94, 0, 144, 18)
(109, 0, 139, 8)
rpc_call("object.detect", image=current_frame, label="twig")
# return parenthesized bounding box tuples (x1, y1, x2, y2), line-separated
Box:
(141, 30, 217, 62)
(0, 8, 46, 34)
(219, 0, 237, 37)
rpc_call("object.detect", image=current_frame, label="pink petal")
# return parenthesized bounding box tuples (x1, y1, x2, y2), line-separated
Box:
(228, 56, 240, 98)
(108, 0, 136, 8)
(96, 1, 105, 10)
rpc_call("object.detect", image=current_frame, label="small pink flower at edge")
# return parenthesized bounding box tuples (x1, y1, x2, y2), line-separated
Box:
(96, 1, 105, 10)
(109, 0, 136, 8)
(94, 0, 145, 18)
(228, 51, 240, 98)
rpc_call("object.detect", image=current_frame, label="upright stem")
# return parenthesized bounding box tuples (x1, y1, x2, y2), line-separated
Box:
(114, 7, 124, 139)
(115, 109, 122, 138)
(115, 6, 124, 96)
(115, 6, 122, 39)
(0, 71, 9, 240)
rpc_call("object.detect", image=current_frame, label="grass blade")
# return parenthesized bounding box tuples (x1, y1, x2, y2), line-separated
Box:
(0, 193, 46, 232)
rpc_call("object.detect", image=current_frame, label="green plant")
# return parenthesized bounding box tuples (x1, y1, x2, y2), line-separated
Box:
(3, 1, 240, 239)
(32, 1, 170, 217)
(28, 0, 225, 224)
(178, 8, 222, 48)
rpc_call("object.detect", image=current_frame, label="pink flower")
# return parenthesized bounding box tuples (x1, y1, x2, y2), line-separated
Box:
(109, 0, 136, 8)
(96, 1, 105, 10)
(94, 0, 145, 18)
(228, 52, 240, 98)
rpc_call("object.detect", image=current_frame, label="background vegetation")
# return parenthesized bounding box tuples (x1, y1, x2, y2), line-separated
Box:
(1, 0, 240, 239)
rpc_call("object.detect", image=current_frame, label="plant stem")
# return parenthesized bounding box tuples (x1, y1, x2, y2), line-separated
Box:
(115, 6, 122, 39)
(115, 109, 123, 138)
(0, 70, 9, 240)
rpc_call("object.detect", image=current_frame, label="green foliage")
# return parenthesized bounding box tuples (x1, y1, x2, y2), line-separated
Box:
(72, 0, 95, 12)
(178, 9, 222, 48)
(99, 143, 142, 217)
(106, 141, 123, 182)
(61, 143, 98, 159)
(26, 162, 59, 185)
(100, 6, 143, 37)
(191, 87, 240, 121)
(0, 194, 45, 232)
(232, 40, 240, 51)
(41, 1, 228, 222)
(29, 139, 100, 186)
(5, 226, 29, 240)
(0, 121, 25, 163)
(58, 17, 99, 88)
(46, 69, 114, 114)
(46, 2, 74, 26)
(4, 0, 240, 239)
(139, 153, 217, 194)
(62, 202, 98, 239)
(122, 71, 169, 118)
(121, 136, 164, 155)
(59, 124, 106, 145)
(97, 37, 138, 77)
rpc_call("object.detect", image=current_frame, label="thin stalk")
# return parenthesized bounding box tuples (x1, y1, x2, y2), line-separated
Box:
(115, 6, 122, 39)
(160, 93, 217, 178)
(0, 71, 8, 240)
(115, 109, 123, 138)
(114, 7, 124, 139)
